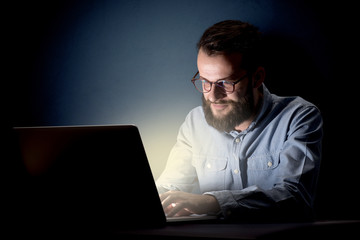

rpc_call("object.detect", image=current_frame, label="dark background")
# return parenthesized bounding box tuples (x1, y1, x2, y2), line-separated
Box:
(2, 0, 359, 221)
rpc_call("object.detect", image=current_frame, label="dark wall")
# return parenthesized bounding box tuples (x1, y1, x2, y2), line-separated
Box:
(2, 0, 359, 220)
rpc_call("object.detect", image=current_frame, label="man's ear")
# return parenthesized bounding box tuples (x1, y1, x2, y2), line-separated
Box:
(252, 66, 265, 88)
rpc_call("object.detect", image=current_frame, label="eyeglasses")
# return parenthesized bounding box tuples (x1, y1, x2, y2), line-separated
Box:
(191, 71, 248, 93)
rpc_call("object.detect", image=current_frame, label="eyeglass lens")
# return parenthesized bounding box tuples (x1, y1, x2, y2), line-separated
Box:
(193, 79, 233, 93)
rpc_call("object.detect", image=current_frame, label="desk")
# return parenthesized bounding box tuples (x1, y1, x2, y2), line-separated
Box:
(110, 220, 360, 240)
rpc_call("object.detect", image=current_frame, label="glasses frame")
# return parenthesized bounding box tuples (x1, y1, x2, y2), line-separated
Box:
(191, 71, 248, 94)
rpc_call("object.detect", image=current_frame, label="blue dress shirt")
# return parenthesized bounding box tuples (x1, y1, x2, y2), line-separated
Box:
(156, 84, 323, 220)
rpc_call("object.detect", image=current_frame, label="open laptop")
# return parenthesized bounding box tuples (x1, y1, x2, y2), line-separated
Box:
(11, 124, 217, 232)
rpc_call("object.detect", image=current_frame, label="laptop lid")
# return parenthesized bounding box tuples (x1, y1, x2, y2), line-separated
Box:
(12, 124, 166, 231)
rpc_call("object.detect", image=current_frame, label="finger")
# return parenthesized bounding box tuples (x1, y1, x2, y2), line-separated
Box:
(163, 205, 172, 215)
(163, 202, 179, 215)
(159, 191, 170, 202)
(159, 190, 178, 202)
(166, 202, 185, 217)
(175, 208, 193, 216)
(161, 195, 176, 210)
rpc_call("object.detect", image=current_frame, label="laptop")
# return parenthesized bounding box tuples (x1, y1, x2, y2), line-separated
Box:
(11, 124, 167, 231)
(10, 124, 217, 233)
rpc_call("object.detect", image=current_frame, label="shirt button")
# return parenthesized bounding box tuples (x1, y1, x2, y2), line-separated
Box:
(235, 138, 240, 143)
(233, 169, 239, 174)
(267, 161, 273, 167)
(207, 163, 212, 169)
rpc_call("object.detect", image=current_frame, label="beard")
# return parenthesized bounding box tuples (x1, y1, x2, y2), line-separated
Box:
(202, 87, 255, 132)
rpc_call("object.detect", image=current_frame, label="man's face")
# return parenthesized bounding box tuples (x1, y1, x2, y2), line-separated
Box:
(197, 49, 255, 132)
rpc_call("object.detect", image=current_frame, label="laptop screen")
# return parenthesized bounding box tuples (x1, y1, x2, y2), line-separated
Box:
(12, 125, 166, 230)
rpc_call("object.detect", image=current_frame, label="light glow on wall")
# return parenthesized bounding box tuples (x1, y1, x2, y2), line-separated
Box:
(10, 0, 328, 180)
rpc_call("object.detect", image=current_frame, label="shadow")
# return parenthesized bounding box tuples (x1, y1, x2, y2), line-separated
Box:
(262, 34, 324, 109)
(261, 33, 360, 221)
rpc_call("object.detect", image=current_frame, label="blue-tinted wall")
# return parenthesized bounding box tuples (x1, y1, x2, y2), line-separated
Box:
(6, 0, 330, 176)
(4, 0, 358, 220)
(8, 0, 330, 127)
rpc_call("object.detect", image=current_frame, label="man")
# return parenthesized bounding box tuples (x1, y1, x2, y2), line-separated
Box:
(156, 20, 323, 221)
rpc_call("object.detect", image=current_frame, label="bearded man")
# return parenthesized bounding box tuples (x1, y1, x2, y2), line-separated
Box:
(156, 20, 323, 222)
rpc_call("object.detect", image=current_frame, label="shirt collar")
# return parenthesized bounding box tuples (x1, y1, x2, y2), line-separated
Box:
(248, 84, 272, 130)
(227, 84, 273, 135)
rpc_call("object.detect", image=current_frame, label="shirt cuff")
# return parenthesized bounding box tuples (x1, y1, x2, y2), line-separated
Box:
(204, 190, 239, 218)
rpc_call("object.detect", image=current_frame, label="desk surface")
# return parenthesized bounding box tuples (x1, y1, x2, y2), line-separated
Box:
(110, 220, 360, 240)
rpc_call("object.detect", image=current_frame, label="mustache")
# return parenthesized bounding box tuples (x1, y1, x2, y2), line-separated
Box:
(205, 99, 237, 105)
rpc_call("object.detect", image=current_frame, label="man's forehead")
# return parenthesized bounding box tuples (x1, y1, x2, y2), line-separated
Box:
(197, 50, 244, 79)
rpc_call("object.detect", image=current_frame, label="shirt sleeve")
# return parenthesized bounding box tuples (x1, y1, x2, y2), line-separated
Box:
(205, 105, 323, 221)
(156, 112, 200, 194)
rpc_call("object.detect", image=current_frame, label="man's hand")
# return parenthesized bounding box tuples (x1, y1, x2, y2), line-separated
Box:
(159, 191, 220, 217)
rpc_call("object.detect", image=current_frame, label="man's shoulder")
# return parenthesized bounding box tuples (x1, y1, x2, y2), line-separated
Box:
(271, 94, 320, 113)
(182, 106, 208, 130)
(187, 106, 204, 117)
(267, 94, 323, 128)
(181, 106, 205, 123)
(263, 85, 320, 117)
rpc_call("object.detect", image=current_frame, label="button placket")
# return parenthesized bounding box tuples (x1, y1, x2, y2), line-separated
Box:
(232, 134, 243, 188)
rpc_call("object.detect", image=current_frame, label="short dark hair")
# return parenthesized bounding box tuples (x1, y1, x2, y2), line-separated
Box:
(197, 20, 263, 72)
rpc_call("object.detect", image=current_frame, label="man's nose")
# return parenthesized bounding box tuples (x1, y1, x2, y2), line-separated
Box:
(207, 84, 226, 102)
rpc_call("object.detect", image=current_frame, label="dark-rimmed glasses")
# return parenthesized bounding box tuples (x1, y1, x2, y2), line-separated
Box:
(191, 71, 248, 93)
